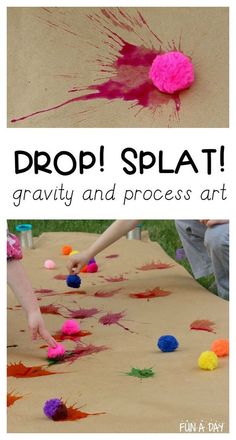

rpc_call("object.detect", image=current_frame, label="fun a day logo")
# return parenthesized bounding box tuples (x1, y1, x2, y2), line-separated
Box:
(179, 419, 225, 433)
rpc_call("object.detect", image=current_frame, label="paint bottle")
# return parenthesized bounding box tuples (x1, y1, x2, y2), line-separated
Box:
(127, 223, 142, 240)
(16, 224, 33, 248)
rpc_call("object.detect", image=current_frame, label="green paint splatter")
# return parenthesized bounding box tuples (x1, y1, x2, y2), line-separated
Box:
(126, 367, 155, 379)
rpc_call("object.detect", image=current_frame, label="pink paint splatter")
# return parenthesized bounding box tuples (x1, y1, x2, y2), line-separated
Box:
(137, 261, 173, 270)
(104, 275, 128, 282)
(64, 306, 100, 319)
(94, 288, 121, 297)
(190, 319, 216, 333)
(11, 8, 188, 125)
(99, 311, 134, 333)
(52, 329, 92, 343)
(129, 287, 172, 299)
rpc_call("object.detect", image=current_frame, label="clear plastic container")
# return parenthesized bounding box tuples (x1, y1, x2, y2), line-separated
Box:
(16, 224, 33, 248)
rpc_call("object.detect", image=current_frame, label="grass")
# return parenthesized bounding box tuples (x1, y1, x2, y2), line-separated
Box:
(8, 219, 213, 291)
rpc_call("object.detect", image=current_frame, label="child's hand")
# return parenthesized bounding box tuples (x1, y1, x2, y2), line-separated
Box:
(200, 220, 229, 227)
(27, 309, 57, 347)
(67, 250, 91, 274)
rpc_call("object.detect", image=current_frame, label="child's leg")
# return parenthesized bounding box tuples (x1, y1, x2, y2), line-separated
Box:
(204, 224, 229, 300)
(175, 220, 213, 278)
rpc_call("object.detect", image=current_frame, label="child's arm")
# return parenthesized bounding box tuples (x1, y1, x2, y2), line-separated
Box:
(67, 220, 139, 274)
(7, 259, 57, 347)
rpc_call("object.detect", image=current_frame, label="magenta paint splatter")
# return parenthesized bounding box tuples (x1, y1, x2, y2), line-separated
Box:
(64, 306, 100, 319)
(48, 343, 108, 365)
(99, 311, 134, 333)
(10, 8, 192, 125)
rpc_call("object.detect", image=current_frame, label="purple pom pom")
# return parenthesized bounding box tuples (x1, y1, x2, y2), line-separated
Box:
(43, 398, 62, 419)
(88, 258, 96, 264)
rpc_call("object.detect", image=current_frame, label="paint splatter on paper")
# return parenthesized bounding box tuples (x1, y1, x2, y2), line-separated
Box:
(11, 8, 189, 126)
(99, 311, 134, 333)
(190, 319, 216, 333)
(7, 391, 24, 407)
(137, 261, 173, 270)
(7, 361, 59, 378)
(57, 401, 105, 421)
(105, 254, 119, 259)
(126, 367, 155, 379)
(64, 306, 100, 319)
(129, 286, 172, 299)
(34, 288, 56, 295)
(104, 275, 128, 282)
(40, 303, 65, 317)
(48, 343, 108, 365)
(53, 329, 92, 343)
(94, 288, 121, 297)
(54, 274, 67, 280)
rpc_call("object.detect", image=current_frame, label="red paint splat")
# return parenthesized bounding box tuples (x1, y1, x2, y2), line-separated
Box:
(54, 274, 67, 280)
(129, 287, 172, 299)
(94, 288, 121, 297)
(190, 320, 216, 333)
(137, 261, 173, 270)
(64, 306, 100, 319)
(7, 361, 58, 378)
(7, 391, 24, 407)
(62, 401, 105, 421)
(53, 330, 92, 343)
(35, 288, 55, 294)
(40, 303, 64, 316)
(11, 9, 186, 125)
(105, 254, 119, 259)
(104, 275, 128, 282)
(99, 311, 134, 333)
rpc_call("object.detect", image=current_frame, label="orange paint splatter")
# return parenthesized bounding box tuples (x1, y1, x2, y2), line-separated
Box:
(56, 402, 105, 421)
(7, 361, 59, 378)
(104, 275, 128, 282)
(190, 320, 216, 333)
(137, 261, 173, 270)
(129, 287, 172, 299)
(7, 391, 24, 407)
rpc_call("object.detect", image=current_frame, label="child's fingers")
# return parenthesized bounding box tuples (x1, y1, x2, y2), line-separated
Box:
(39, 327, 57, 347)
(29, 326, 38, 341)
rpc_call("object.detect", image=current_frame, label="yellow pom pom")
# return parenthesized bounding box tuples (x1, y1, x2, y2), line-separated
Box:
(198, 351, 218, 370)
(211, 339, 229, 357)
(69, 250, 79, 256)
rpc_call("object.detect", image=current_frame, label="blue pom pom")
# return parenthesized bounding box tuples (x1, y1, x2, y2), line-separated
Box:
(157, 335, 179, 352)
(66, 274, 81, 289)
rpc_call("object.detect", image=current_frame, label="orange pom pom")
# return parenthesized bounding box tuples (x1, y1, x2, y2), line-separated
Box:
(211, 339, 229, 357)
(62, 245, 72, 256)
(80, 265, 88, 273)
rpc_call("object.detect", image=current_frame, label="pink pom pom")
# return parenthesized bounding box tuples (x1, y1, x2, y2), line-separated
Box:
(61, 319, 80, 335)
(44, 259, 56, 270)
(149, 51, 194, 94)
(47, 343, 65, 359)
(87, 262, 98, 273)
